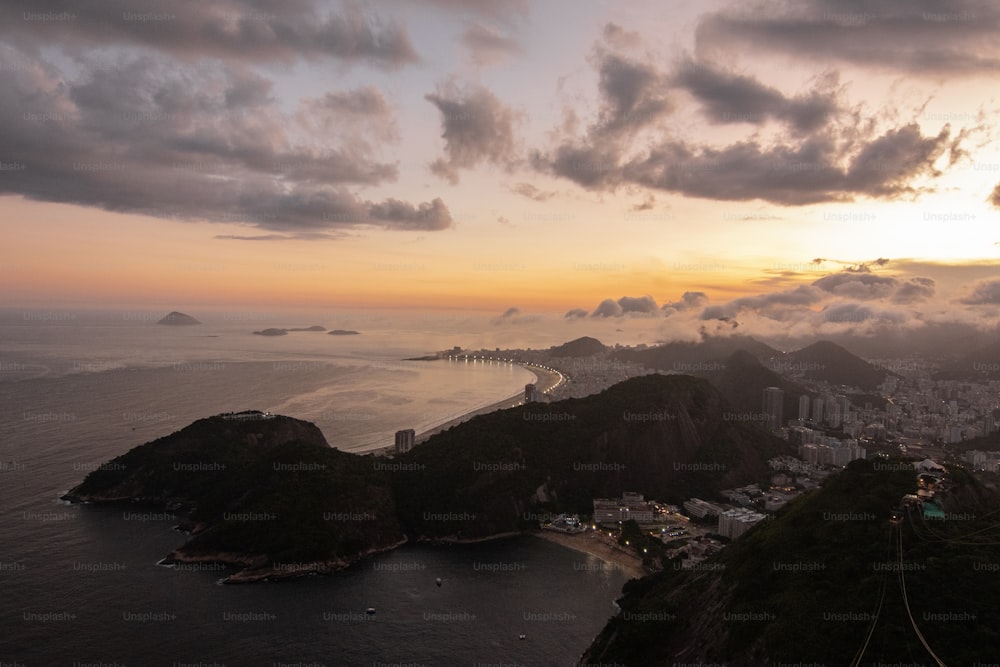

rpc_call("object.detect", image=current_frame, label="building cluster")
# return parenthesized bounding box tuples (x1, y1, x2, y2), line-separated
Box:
(785, 426, 867, 467)
(593, 492, 655, 525)
(796, 392, 853, 428)
(788, 369, 1000, 446)
(964, 450, 1000, 472)
(881, 375, 1000, 443)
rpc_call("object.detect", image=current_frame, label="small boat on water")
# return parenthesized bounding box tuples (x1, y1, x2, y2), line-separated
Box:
(435, 577, 442, 587)
(366, 607, 376, 615)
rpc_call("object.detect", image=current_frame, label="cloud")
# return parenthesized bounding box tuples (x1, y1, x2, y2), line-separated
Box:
(297, 86, 399, 145)
(588, 295, 659, 317)
(461, 23, 520, 66)
(990, 182, 1000, 208)
(0, 1, 418, 67)
(810, 269, 937, 303)
(662, 291, 708, 312)
(592, 49, 672, 138)
(811, 272, 899, 300)
(817, 302, 906, 326)
(959, 279, 1000, 305)
(0, 47, 451, 236)
(618, 295, 659, 314)
(509, 182, 556, 201)
(700, 285, 825, 320)
(672, 59, 839, 133)
(534, 28, 963, 206)
(602, 22, 643, 50)
(415, 0, 529, 19)
(425, 83, 520, 184)
(591, 299, 624, 318)
(564, 308, 590, 319)
(892, 277, 936, 304)
(694, 0, 1000, 77)
(492, 305, 538, 325)
(537, 123, 959, 205)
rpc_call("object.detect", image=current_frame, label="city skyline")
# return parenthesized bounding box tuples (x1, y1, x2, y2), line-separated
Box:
(2, 1, 1000, 344)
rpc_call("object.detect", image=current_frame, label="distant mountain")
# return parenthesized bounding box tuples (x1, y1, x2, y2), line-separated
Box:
(695, 350, 811, 422)
(935, 337, 1000, 380)
(614, 335, 780, 372)
(328, 329, 360, 336)
(784, 340, 887, 390)
(157, 311, 200, 325)
(581, 460, 1000, 665)
(548, 336, 606, 357)
(253, 328, 287, 336)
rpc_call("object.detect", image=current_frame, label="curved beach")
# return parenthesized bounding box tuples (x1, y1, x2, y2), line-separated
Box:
(533, 529, 646, 580)
(367, 363, 563, 455)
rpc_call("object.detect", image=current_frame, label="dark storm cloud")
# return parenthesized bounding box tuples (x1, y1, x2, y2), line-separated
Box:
(959, 280, 1000, 305)
(1, 0, 418, 67)
(0, 47, 452, 235)
(461, 22, 520, 66)
(425, 83, 520, 184)
(564, 308, 590, 319)
(672, 59, 838, 133)
(694, 0, 1000, 76)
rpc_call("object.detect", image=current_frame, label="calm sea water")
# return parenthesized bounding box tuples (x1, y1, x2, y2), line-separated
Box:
(0, 310, 632, 666)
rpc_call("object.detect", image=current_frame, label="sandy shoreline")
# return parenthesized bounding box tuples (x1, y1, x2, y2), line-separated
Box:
(532, 529, 646, 580)
(363, 362, 563, 455)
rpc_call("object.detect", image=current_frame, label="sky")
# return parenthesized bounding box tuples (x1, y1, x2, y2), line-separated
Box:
(2, 0, 1000, 343)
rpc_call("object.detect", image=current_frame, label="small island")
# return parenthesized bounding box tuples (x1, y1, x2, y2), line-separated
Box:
(157, 311, 200, 326)
(253, 326, 326, 336)
(328, 329, 360, 336)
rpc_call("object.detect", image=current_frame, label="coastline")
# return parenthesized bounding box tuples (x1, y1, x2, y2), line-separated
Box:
(531, 529, 646, 580)
(365, 362, 563, 455)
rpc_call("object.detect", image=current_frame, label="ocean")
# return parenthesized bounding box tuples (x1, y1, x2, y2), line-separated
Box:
(0, 309, 632, 666)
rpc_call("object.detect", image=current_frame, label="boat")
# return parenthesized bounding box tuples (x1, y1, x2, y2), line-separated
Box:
(366, 607, 376, 615)
(435, 577, 442, 587)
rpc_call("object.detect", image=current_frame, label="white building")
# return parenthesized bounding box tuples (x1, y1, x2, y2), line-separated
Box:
(718, 507, 766, 539)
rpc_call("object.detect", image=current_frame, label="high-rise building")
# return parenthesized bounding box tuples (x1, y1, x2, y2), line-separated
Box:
(812, 397, 825, 423)
(394, 429, 415, 454)
(798, 394, 810, 421)
(524, 383, 539, 402)
(762, 386, 784, 431)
